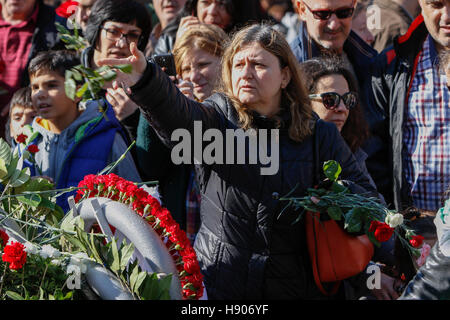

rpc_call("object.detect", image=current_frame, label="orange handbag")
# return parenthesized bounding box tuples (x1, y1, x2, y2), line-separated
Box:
(305, 211, 374, 295)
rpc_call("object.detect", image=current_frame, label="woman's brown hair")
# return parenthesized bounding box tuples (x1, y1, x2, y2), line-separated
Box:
(173, 23, 229, 77)
(299, 56, 370, 152)
(220, 23, 313, 142)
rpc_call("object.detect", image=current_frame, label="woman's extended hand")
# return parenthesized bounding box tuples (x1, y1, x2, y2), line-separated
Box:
(97, 42, 147, 89)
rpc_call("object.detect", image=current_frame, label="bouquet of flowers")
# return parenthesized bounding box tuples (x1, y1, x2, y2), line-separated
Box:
(278, 160, 425, 258)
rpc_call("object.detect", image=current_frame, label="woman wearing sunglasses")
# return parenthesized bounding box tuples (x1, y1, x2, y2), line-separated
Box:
(300, 57, 403, 301)
(300, 57, 382, 198)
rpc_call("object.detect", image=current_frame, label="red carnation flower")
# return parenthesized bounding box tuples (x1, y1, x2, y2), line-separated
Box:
(55, 1, 79, 18)
(27, 144, 39, 154)
(409, 235, 424, 248)
(16, 134, 28, 144)
(0, 229, 9, 247)
(370, 220, 394, 242)
(2, 241, 27, 270)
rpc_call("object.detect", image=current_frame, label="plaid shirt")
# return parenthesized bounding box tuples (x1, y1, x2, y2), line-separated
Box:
(403, 36, 450, 211)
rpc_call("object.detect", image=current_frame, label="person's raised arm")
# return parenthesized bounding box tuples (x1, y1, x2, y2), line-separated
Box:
(98, 42, 223, 150)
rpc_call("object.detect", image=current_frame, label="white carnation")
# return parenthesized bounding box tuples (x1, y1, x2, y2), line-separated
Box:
(23, 242, 39, 255)
(40, 244, 61, 259)
(386, 213, 404, 228)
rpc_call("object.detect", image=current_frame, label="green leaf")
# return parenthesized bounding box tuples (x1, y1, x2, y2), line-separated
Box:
(119, 240, 135, 270)
(39, 287, 45, 300)
(65, 77, 77, 101)
(26, 131, 40, 146)
(323, 160, 342, 182)
(130, 265, 147, 294)
(157, 274, 173, 298)
(10, 167, 30, 187)
(0, 138, 12, 164)
(6, 152, 19, 179)
(15, 176, 54, 193)
(101, 69, 117, 82)
(5, 291, 25, 300)
(327, 206, 343, 221)
(140, 274, 159, 300)
(63, 291, 73, 300)
(110, 237, 121, 273)
(344, 207, 365, 233)
(75, 225, 92, 256)
(89, 231, 104, 264)
(55, 22, 69, 35)
(115, 64, 133, 74)
(76, 82, 89, 98)
(17, 193, 42, 208)
(0, 158, 7, 179)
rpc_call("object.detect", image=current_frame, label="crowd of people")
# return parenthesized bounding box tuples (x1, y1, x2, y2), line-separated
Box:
(0, 0, 449, 300)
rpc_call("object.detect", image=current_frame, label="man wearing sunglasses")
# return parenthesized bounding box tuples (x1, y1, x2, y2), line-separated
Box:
(290, 0, 391, 207)
(369, 0, 450, 215)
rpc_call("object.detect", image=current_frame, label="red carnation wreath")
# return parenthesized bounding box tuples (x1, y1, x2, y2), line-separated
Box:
(74, 173, 204, 300)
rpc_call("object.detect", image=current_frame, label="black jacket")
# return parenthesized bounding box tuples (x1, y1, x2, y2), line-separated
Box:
(131, 61, 378, 299)
(20, 1, 67, 87)
(368, 15, 430, 211)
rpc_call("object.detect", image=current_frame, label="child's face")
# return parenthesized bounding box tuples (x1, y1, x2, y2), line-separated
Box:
(9, 105, 36, 142)
(30, 70, 78, 129)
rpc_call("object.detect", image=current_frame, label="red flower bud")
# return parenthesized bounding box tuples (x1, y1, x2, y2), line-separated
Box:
(370, 221, 394, 242)
(27, 144, 39, 154)
(55, 1, 79, 18)
(16, 133, 28, 144)
(409, 235, 424, 248)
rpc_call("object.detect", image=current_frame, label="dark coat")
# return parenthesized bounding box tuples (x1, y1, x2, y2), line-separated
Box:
(130, 61, 378, 299)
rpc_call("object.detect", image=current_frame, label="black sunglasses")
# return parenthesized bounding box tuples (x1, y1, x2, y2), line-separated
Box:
(303, 1, 355, 20)
(309, 91, 358, 110)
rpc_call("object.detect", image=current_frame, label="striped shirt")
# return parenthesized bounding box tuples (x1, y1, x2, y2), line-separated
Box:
(403, 36, 450, 211)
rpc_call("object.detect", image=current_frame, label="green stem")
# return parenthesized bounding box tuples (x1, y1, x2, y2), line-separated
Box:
(0, 263, 7, 296)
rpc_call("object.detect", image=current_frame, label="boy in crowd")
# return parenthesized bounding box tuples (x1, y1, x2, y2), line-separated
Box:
(28, 50, 141, 212)
(6, 87, 36, 147)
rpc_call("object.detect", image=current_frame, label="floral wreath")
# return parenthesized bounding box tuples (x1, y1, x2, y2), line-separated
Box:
(74, 173, 204, 300)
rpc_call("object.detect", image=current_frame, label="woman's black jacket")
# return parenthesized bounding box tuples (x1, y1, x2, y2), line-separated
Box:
(130, 61, 378, 299)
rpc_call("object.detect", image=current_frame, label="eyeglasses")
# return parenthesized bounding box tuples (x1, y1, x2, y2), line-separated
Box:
(309, 91, 358, 110)
(302, 1, 355, 20)
(101, 27, 141, 44)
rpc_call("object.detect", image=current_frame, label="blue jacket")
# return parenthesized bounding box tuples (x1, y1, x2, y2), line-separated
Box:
(31, 100, 141, 213)
(289, 24, 393, 206)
